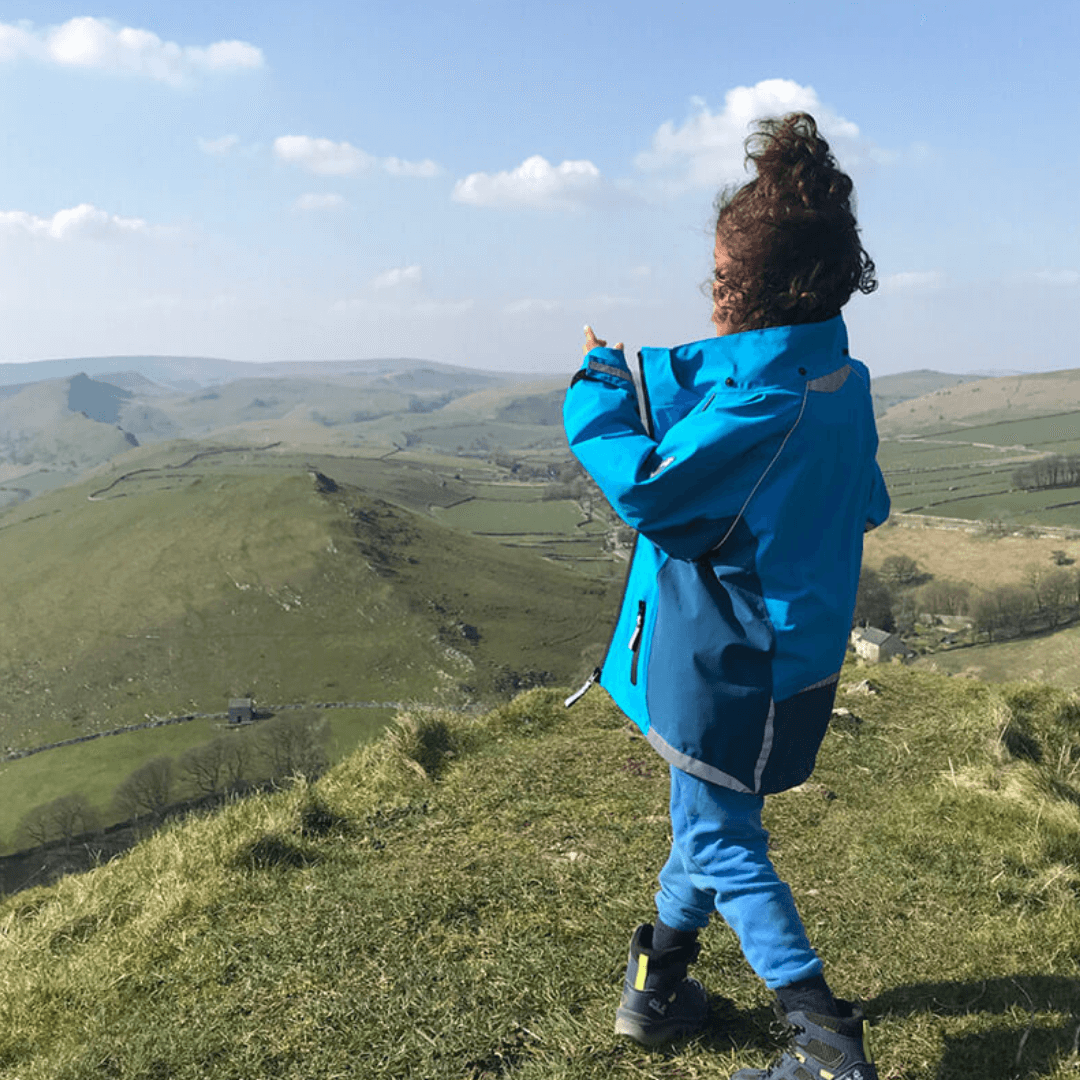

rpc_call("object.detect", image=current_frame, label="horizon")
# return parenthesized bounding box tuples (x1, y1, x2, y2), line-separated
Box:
(0, 1, 1076, 378)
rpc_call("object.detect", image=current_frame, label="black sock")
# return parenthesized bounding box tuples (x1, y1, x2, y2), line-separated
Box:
(651, 918, 698, 953)
(776, 974, 840, 1018)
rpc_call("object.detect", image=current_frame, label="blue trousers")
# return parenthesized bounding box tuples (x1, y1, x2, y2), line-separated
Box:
(655, 764, 823, 990)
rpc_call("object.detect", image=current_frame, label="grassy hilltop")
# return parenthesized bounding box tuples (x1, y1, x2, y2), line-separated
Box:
(2, 667, 1080, 1078)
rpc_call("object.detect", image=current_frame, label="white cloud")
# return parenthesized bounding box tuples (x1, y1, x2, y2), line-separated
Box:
(0, 16, 263, 84)
(294, 192, 347, 212)
(274, 136, 373, 176)
(383, 156, 442, 178)
(452, 155, 602, 210)
(1029, 270, 1080, 287)
(371, 264, 423, 289)
(198, 134, 239, 156)
(635, 80, 864, 190)
(0, 203, 147, 241)
(274, 136, 441, 178)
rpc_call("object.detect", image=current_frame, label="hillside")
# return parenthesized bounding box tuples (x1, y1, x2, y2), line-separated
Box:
(878, 368, 1080, 436)
(871, 369, 985, 417)
(0, 445, 617, 848)
(2, 668, 1080, 1078)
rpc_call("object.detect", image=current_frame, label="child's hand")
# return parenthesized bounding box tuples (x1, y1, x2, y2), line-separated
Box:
(584, 324, 624, 355)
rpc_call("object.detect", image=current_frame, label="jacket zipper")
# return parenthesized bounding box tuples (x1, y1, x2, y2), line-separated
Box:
(629, 599, 646, 686)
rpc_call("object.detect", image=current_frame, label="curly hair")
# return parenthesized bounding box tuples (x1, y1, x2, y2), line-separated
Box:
(712, 112, 877, 333)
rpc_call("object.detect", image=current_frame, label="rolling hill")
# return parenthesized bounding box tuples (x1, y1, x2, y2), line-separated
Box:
(878, 368, 1080, 436)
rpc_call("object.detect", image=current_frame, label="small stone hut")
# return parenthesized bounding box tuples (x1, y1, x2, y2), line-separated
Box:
(851, 627, 906, 663)
(228, 698, 254, 724)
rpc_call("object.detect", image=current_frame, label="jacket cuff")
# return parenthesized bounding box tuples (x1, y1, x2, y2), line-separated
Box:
(570, 347, 634, 389)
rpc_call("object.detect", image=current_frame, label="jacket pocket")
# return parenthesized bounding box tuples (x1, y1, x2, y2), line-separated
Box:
(628, 599, 646, 686)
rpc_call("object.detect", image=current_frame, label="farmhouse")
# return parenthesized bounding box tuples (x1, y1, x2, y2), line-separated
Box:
(851, 627, 907, 663)
(228, 698, 254, 725)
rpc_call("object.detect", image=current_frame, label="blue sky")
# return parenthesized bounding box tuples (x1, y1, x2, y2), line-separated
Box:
(0, 1, 1076, 376)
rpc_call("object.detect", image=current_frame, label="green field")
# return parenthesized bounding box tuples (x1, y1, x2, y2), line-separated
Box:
(0, 707, 398, 851)
(931, 412, 1080, 448)
(878, 414, 1080, 526)
(916, 623, 1080, 686)
(876, 441, 1017, 470)
(435, 497, 587, 534)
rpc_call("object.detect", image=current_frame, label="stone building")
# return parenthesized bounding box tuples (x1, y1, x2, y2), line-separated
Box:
(851, 626, 907, 663)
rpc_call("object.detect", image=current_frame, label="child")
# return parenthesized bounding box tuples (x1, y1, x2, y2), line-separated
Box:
(562, 112, 889, 1080)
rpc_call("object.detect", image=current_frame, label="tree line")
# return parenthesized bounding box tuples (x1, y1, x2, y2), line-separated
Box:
(854, 552, 1080, 644)
(11, 712, 329, 853)
(1013, 454, 1080, 492)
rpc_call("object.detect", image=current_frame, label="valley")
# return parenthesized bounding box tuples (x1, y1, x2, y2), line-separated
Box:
(5, 354, 1080, 867)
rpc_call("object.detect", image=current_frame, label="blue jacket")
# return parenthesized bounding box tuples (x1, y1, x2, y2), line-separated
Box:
(563, 315, 889, 794)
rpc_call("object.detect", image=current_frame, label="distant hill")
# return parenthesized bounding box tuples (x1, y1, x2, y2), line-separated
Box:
(0, 361, 563, 500)
(0, 376, 138, 471)
(870, 369, 986, 416)
(878, 367, 1080, 435)
(0, 355, 533, 391)
(2, 354, 1068, 507)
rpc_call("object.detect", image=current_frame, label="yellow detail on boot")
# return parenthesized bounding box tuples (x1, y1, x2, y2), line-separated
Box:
(862, 1018, 874, 1062)
(633, 954, 649, 992)
(819, 1070, 834, 1080)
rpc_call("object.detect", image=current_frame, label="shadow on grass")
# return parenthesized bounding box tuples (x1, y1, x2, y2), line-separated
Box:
(622, 977, 1079, 1078)
(870, 975, 1080, 1079)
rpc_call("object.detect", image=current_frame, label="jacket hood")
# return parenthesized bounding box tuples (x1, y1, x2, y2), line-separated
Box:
(641, 316, 851, 440)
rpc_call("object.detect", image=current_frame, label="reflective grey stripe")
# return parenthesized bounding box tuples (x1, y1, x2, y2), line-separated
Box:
(645, 727, 754, 794)
(703, 380, 809, 558)
(589, 359, 633, 382)
(795, 671, 841, 695)
(752, 699, 776, 792)
(807, 364, 851, 393)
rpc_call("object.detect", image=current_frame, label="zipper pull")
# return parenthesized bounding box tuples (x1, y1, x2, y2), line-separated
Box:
(628, 600, 646, 652)
(564, 667, 600, 708)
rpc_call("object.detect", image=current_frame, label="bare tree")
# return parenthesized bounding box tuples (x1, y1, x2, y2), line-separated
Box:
(50, 794, 100, 844)
(16, 804, 56, 848)
(879, 554, 921, 587)
(1025, 562, 1050, 614)
(918, 578, 971, 617)
(114, 756, 175, 819)
(223, 733, 255, 791)
(852, 566, 894, 630)
(1041, 568, 1076, 627)
(179, 737, 232, 796)
(257, 714, 329, 782)
(15, 794, 99, 848)
(972, 585, 1036, 641)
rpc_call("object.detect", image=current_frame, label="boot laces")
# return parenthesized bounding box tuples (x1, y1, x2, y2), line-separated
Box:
(759, 1020, 805, 1078)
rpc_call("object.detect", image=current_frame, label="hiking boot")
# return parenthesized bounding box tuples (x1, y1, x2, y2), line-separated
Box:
(613, 923, 708, 1046)
(732, 1000, 878, 1080)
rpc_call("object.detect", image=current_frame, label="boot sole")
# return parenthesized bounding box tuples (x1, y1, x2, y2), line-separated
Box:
(614, 1009, 704, 1046)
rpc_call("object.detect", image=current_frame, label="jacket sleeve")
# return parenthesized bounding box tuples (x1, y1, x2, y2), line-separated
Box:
(865, 462, 890, 530)
(563, 346, 798, 558)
